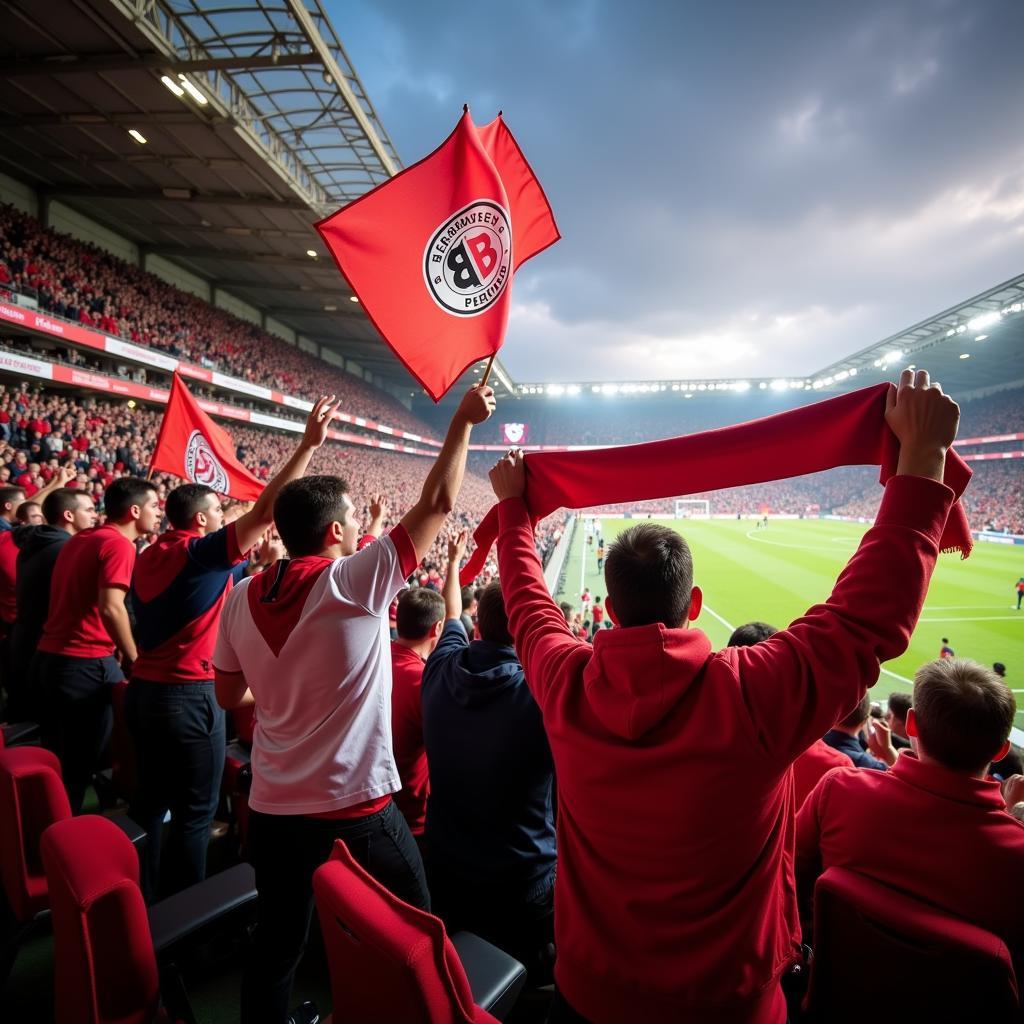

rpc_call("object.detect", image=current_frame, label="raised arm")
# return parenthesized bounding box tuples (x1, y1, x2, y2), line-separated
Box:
(365, 494, 389, 540)
(442, 529, 468, 622)
(400, 384, 495, 563)
(734, 368, 961, 763)
(33, 463, 76, 506)
(491, 450, 590, 709)
(232, 395, 339, 553)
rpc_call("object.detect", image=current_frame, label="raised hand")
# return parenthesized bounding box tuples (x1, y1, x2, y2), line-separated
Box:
(489, 448, 526, 501)
(303, 394, 340, 450)
(885, 368, 960, 481)
(448, 528, 468, 566)
(457, 383, 496, 425)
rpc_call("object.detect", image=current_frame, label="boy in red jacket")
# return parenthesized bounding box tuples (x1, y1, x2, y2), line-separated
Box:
(489, 369, 960, 1024)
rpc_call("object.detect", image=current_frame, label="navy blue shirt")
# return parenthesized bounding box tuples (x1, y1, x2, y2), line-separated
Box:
(823, 729, 889, 771)
(422, 621, 556, 893)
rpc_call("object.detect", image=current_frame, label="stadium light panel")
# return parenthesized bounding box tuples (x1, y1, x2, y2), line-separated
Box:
(178, 75, 209, 105)
(671, 384, 680, 391)
(769, 379, 787, 391)
(946, 329, 957, 337)
(602, 384, 619, 395)
(591, 385, 601, 393)
(683, 392, 693, 399)
(548, 384, 565, 396)
(567, 384, 581, 395)
(759, 382, 768, 390)
(160, 75, 185, 97)
(697, 384, 707, 391)
(323, 304, 337, 311)
(349, 296, 359, 302)
(967, 311, 1000, 332)
(306, 249, 318, 257)
(959, 353, 970, 359)
(127, 129, 147, 145)
(733, 381, 750, 392)
(975, 334, 987, 341)
(848, 368, 858, 376)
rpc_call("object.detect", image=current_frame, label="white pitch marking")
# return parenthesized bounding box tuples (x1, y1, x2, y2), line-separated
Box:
(701, 604, 736, 632)
(917, 616, 1024, 623)
(743, 529, 840, 552)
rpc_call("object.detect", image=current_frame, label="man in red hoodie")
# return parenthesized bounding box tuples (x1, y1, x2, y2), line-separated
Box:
(489, 368, 960, 1024)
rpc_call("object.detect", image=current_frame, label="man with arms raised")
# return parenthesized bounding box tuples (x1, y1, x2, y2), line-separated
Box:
(214, 383, 494, 1024)
(489, 369, 959, 1023)
(35, 476, 161, 813)
(128, 396, 339, 897)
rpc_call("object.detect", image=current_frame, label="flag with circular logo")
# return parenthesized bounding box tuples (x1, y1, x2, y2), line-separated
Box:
(317, 109, 559, 401)
(149, 373, 264, 500)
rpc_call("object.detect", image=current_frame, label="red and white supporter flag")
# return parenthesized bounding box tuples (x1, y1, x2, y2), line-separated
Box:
(149, 373, 264, 500)
(316, 109, 559, 401)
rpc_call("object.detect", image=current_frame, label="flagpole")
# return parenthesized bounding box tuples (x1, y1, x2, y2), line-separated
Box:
(480, 353, 496, 388)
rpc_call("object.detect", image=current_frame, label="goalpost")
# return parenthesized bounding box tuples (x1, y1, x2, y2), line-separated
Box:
(674, 499, 710, 518)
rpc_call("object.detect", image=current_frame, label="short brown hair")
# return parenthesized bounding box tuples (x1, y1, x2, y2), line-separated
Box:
(838, 692, 871, 730)
(476, 581, 512, 646)
(604, 523, 693, 628)
(395, 588, 444, 640)
(913, 658, 1016, 772)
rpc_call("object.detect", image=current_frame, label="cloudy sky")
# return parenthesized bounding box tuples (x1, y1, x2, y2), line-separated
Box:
(331, 0, 1024, 383)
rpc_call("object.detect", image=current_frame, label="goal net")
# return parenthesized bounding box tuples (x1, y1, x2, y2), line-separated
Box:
(674, 499, 710, 519)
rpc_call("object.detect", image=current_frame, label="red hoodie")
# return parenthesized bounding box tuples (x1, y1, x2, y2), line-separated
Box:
(494, 474, 953, 1023)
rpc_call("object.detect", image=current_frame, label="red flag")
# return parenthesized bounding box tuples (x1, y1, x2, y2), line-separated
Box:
(316, 109, 559, 401)
(149, 373, 264, 500)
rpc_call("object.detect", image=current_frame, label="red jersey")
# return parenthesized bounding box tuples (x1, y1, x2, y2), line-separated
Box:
(131, 524, 245, 681)
(390, 641, 429, 836)
(39, 524, 136, 658)
(792, 738, 850, 809)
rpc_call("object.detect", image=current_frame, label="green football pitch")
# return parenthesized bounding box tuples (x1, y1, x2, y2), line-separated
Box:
(555, 518, 1024, 731)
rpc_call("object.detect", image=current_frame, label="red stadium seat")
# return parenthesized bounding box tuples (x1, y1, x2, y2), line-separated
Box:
(313, 839, 526, 1023)
(805, 866, 1020, 1022)
(0, 746, 71, 986)
(41, 815, 162, 1024)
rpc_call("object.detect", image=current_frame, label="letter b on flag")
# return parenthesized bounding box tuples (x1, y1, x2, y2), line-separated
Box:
(446, 242, 482, 290)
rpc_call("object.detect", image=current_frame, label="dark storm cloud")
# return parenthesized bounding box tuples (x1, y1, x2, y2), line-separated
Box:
(330, 0, 1024, 381)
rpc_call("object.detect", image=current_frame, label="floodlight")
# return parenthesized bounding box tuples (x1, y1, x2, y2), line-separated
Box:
(733, 381, 750, 392)
(567, 384, 581, 395)
(966, 311, 999, 332)
(769, 379, 787, 391)
(591, 385, 601, 393)
(127, 129, 147, 145)
(547, 384, 565, 396)
(975, 335, 987, 341)
(178, 76, 209, 105)
(161, 75, 185, 97)
(306, 249, 318, 257)
(959, 353, 970, 359)
(848, 368, 858, 376)
(759, 382, 768, 390)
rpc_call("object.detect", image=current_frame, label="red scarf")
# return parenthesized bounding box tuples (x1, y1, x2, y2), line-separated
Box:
(461, 383, 972, 583)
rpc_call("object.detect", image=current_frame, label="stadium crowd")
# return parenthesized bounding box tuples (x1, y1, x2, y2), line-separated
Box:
(1, 370, 1021, 1024)
(0, 204, 434, 437)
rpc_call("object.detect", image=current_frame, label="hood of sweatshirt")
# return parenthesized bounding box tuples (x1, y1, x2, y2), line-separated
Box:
(442, 639, 525, 709)
(12, 524, 69, 557)
(582, 623, 713, 740)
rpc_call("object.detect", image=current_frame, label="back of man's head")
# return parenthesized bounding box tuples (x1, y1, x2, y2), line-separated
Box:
(274, 475, 349, 556)
(0, 485, 25, 520)
(166, 483, 216, 530)
(838, 692, 871, 731)
(728, 621, 778, 647)
(887, 692, 912, 723)
(604, 523, 693, 628)
(104, 477, 156, 522)
(912, 658, 1016, 773)
(460, 584, 477, 612)
(476, 581, 512, 646)
(43, 488, 83, 528)
(396, 587, 445, 640)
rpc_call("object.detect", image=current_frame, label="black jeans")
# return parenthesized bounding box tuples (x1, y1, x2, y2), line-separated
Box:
(430, 863, 556, 985)
(126, 678, 225, 899)
(34, 651, 122, 814)
(241, 800, 431, 1024)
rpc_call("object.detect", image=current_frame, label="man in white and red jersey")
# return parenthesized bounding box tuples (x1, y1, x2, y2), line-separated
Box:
(214, 383, 495, 1024)
(127, 396, 339, 897)
(35, 476, 161, 812)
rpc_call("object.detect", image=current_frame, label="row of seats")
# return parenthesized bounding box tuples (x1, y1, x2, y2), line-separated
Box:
(0, 744, 525, 1022)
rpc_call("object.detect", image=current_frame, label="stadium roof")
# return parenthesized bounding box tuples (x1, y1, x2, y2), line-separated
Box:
(503, 272, 1024, 404)
(0, 0, 514, 400)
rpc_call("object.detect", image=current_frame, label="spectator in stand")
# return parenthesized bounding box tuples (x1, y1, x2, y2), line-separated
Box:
(727, 621, 851, 809)
(487, 369, 960, 1023)
(823, 693, 898, 771)
(213, 384, 495, 1024)
(460, 583, 478, 637)
(34, 476, 160, 812)
(15, 501, 43, 525)
(390, 587, 445, 839)
(127, 397, 340, 899)
(422, 530, 556, 982)
(796, 658, 1024, 981)
(886, 692, 913, 750)
(6, 484, 96, 721)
